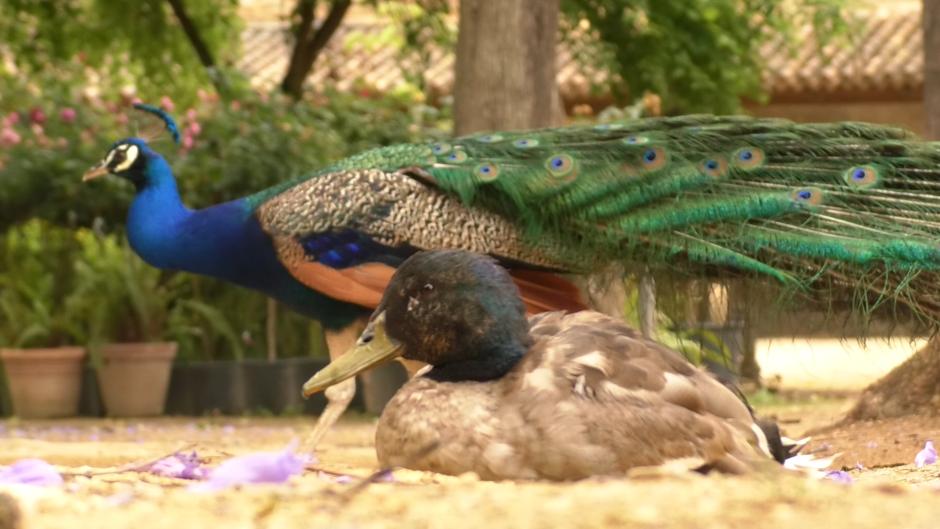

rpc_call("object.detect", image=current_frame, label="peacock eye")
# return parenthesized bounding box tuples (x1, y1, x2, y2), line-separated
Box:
(423, 283, 434, 291)
(110, 144, 139, 173)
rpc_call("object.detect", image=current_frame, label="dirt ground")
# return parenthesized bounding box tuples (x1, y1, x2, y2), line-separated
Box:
(1, 395, 939, 529)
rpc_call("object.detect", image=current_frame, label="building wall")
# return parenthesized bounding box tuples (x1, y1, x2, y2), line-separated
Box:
(746, 100, 927, 136)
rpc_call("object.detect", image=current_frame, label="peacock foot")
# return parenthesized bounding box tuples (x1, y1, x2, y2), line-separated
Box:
(302, 376, 357, 451)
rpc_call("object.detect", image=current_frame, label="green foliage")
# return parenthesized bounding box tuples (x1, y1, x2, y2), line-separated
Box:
(559, 0, 846, 113)
(0, 220, 85, 348)
(71, 230, 174, 345)
(0, 62, 435, 227)
(0, 0, 242, 105)
(0, 61, 438, 361)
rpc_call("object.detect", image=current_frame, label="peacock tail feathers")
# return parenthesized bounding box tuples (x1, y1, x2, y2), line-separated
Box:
(256, 115, 940, 325)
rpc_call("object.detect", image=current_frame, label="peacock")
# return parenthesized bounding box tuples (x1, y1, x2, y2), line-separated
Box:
(85, 105, 940, 445)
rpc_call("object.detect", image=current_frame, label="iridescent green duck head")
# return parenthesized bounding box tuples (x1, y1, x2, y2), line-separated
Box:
(302, 250, 533, 397)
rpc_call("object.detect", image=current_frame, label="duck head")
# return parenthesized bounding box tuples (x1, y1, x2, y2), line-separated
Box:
(302, 250, 533, 397)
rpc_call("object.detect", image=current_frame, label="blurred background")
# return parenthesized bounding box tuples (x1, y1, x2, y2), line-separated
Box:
(0, 0, 934, 417)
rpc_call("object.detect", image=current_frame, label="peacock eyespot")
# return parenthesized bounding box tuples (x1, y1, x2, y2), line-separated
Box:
(431, 142, 452, 155)
(843, 164, 881, 189)
(475, 134, 504, 143)
(446, 149, 469, 163)
(698, 156, 728, 178)
(790, 187, 824, 207)
(594, 123, 624, 131)
(545, 154, 577, 180)
(731, 147, 765, 169)
(640, 146, 668, 171)
(513, 138, 540, 149)
(475, 162, 500, 182)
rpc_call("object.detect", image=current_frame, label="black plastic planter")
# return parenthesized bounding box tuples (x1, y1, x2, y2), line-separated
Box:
(242, 357, 334, 415)
(88, 357, 407, 417)
(164, 361, 248, 415)
(78, 365, 104, 417)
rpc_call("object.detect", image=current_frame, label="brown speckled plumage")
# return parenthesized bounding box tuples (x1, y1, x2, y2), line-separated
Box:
(376, 310, 768, 480)
(257, 169, 559, 268)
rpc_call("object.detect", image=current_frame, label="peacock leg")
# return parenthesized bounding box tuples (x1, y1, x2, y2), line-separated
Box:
(304, 316, 369, 449)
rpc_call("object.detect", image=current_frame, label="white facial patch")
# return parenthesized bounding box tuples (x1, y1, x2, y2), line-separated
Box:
(112, 144, 139, 173)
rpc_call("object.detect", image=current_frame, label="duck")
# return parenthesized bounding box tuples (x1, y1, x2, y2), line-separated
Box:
(302, 249, 794, 480)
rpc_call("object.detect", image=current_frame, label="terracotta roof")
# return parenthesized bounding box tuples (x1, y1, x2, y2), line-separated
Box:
(238, 4, 923, 104)
(760, 4, 922, 101)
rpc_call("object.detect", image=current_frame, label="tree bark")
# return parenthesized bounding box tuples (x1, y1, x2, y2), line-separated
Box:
(280, 0, 351, 100)
(166, 0, 227, 93)
(453, 0, 561, 135)
(924, 0, 940, 138)
(844, 339, 940, 421)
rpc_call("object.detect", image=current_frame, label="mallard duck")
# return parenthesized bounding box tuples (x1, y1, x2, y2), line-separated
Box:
(302, 250, 789, 480)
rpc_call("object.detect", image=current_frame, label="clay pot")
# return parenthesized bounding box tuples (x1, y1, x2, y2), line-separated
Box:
(96, 342, 177, 417)
(0, 347, 86, 418)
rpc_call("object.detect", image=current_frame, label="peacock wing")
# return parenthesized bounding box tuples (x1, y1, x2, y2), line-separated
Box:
(253, 167, 582, 311)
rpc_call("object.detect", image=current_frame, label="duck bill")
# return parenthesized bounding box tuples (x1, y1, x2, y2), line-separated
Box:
(302, 312, 402, 398)
(82, 163, 109, 182)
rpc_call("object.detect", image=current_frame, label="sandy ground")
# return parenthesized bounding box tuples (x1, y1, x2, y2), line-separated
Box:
(0, 397, 938, 529)
(756, 337, 923, 390)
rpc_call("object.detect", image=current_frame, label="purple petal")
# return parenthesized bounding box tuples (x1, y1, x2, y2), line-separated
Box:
(915, 441, 937, 468)
(0, 459, 63, 486)
(191, 444, 309, 491)
(148, 451, 208, 480)
(823, 470, 853, 485)
(374, 469, 395, 483)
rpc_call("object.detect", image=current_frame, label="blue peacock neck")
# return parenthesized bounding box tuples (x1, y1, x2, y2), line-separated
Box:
(122, 153, 369, 329)
(125, 155, 257, 280)
(126, 156, 197, 271)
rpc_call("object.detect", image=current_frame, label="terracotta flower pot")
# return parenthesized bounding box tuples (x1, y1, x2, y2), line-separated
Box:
(0, 347, 86, 418)
(96, 342, 177, 417)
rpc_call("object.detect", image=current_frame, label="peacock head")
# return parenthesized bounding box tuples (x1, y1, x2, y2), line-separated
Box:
(301, 250, 533, 397)
(82, 138, 156, 185)
(82, 103, 179, 188)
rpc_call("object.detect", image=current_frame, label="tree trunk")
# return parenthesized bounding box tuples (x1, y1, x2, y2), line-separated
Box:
(924, 0, 940, 138)
(844, 339, 940, 421)
(280, 0, 352, 100)
(453, 0, 561, 135)
(166, 0, 227, 94)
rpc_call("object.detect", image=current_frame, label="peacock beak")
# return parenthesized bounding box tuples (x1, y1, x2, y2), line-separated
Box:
(82, 162, 110, 182)
(302, 311, 403, 398)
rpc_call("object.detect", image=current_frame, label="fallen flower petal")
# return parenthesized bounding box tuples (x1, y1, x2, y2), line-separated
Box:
(0, 459, 62, 487)
(374, 469, 395, 483)
(915, 441, 937, 468)
(823, 470, 853, 485)
(147, 452, 207, 480)
(191, 444, 309, 491)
